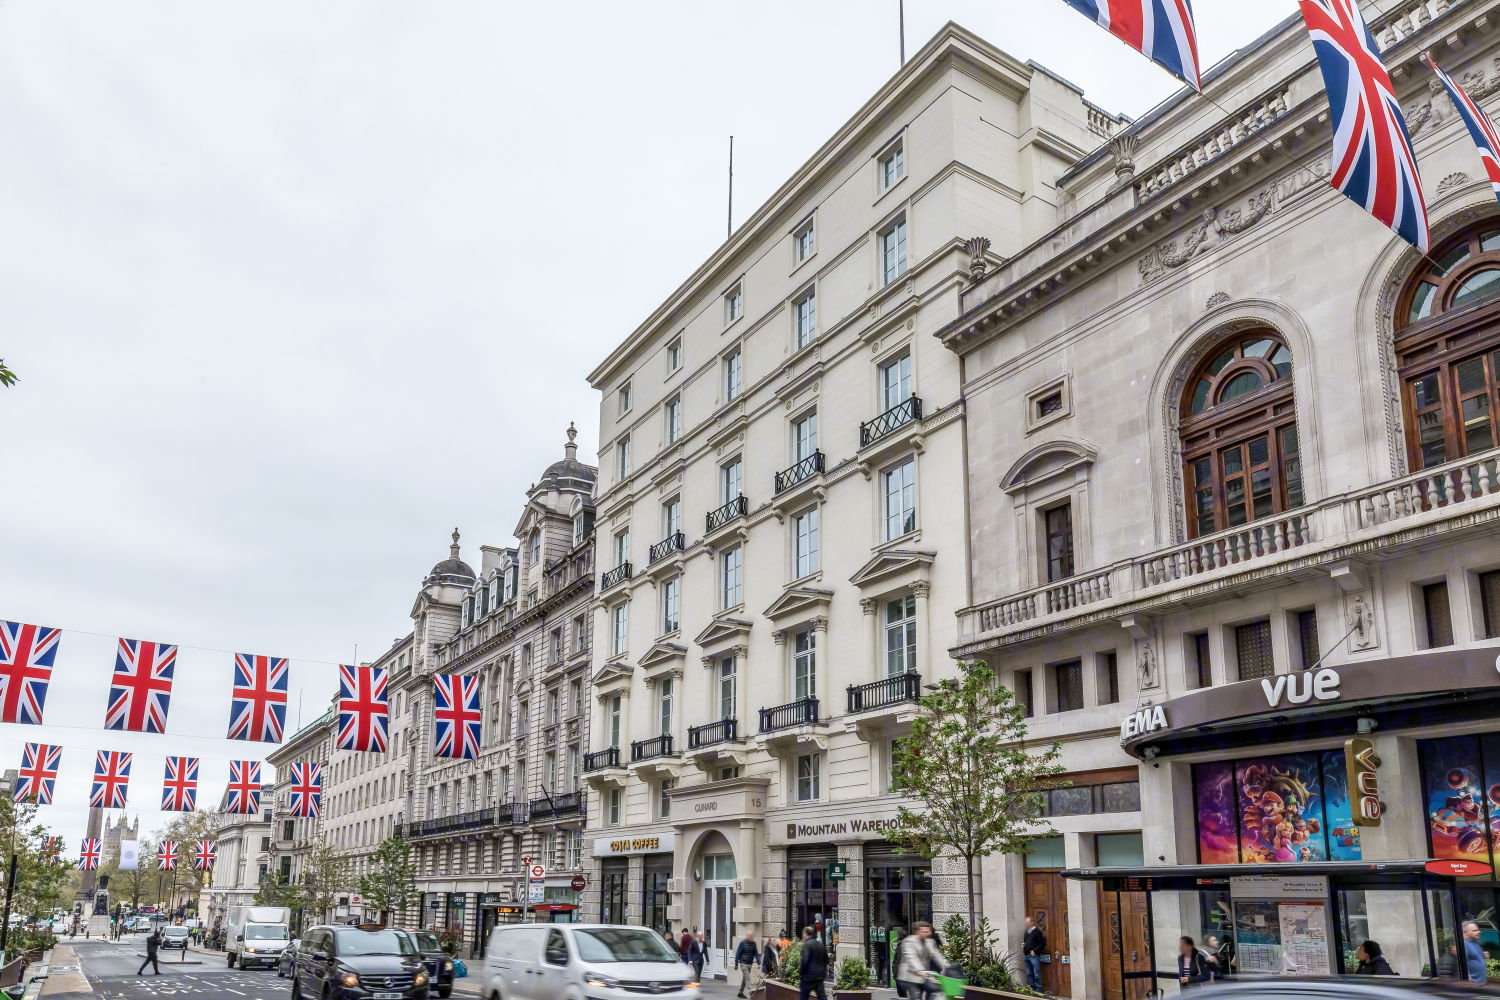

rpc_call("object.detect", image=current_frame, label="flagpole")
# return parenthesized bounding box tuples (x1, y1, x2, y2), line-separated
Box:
(899, 0, 905, 65)
(727, 136, 734, 240)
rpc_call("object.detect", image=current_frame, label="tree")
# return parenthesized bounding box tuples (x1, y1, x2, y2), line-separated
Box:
(254, 874, 299, 908)
(99, 838, 152, 910)
(883, 661, 1063, 970)
(299, 837, 350, 924)
(359, 836, 416, 923)
(0, 360, 15, 388)
(0, 799, 74, 921)
(153, 811, 223, 916)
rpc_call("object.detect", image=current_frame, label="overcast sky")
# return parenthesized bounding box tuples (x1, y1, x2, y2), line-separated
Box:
(0, 1, 1291, 854)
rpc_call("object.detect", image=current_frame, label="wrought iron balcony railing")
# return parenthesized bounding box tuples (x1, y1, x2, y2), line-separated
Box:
(631, 734, 676, 762)
(759, 696, 820, 733)
(860, 396, 923, 447)
(705, 496, 749, 533)
(494, 801, 527, 827)
(847, 672, 922, 713)
(775, 452, 825, 494)
(584, 746, 620, 771)
(688, 717, 738, 749)
(601, 562, 633, 590)
(649, 533, 686, 564)
(529, 790, 584, 819)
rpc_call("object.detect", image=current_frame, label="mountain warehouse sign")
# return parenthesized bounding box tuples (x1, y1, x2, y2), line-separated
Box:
(776, 815, 899, 844)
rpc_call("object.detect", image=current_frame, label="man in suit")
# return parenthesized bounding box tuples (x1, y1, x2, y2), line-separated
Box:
(1022, 917, 1046, 992)
(137, 929, 162, 976)
(799, 927, 828, 1000)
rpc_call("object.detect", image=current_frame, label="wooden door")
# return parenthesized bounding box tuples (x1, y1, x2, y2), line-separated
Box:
(1024, 871, 1071, 997)
(1099, 890, 1150, 1000)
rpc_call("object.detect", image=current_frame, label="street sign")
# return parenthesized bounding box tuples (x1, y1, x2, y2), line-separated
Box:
(523, 855, 532, 865)
(570, 875, 586, 892)
(529, 864, 547, 880)
(828, 862, 848, 882)
(528, 883, 545, 903)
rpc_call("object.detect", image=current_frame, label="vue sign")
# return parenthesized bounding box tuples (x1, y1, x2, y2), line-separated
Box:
(1344, 737, 1381, 826)
(1261, 668, 1340, 708)
(1120, 704, 1168, 741)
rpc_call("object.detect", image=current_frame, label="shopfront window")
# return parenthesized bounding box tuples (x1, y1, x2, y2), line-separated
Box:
(1193, 751, 1362, 864)
(788, 854, 839, 976)
(865, 852, 931, 987)
(602, 861, 629, 925)
(643, 862, 671, 936)
(1418, 733, 1500, 865)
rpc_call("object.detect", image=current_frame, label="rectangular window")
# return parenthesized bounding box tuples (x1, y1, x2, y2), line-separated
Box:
(718, 766, 740, 782)
(1483, 570, 1500, 639)
(618, 381, 632, 415)
(659, 678, 673, 737)
(1098, 651, 1119, 705)
(721, 458, 743, 505)
(548, 689, 560, 726)
(615, 436, 631, 479)
(878, 142, 904, 190)
(608, 696, 622, 748)
(661, 577, 680, 634)
(573, 615, 587, 653)
(549, 627, 562, 664)
(610, 603, 629, 657)
(718, 657, 736, 719)
(879, 352, 913, 411)
(1016, 669, 1034, 718)
(794, 629, 816, 699)
(885, 595, 916, 676)
(794, 217, 816, 263)
(721, 545, 743, 608)
(880, 219, 908, 286)
(517, 700, 529, 737)
(796, 753, 821, 802)
(1188, 632, 1212, 689)
(1045, 503, 1075, 582)
(724, 351, 742, 401)
(1296, 609, 1321, 669)
(725, 285, 743, 325)
(608, 788, 621, 825)
(1425, 580, 1455, 647)
(793, 413, 818, 462)
(613, 529, 630, 569)
(883, 458, 917, 539)
(569, 678, 582, 717)
(658, 778, 674, 820)
(667, 337, 682, 373)
(1054, 660, 1084, 713)
(662, 498, 681, 540)
(1235, 620, 1274, 681)
(793, 507, 820, 578)
(793, 289, 817, 349)
(665, 397, 682, 444)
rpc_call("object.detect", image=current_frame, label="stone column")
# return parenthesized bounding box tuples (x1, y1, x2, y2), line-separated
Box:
(836, 843, 865, 966)
(1064, 833, 1099, 1000)
(628, 855, 646, 928)
(911, 581, 932, 682)
(1355, 734, 1427, 978)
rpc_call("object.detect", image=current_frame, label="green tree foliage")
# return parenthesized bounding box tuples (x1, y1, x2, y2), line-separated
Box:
(155, 811, 223, 915)
(0, 798, 75, 921)
(884, 661, 1063, 970)
(254, 875, 300, 908)
(358, 836, 416, 922)
(299, 837, 351, 923)
(0, 359, 15, 388)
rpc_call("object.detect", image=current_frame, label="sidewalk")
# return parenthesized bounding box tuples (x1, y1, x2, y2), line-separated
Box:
(39, 944, 88, 997)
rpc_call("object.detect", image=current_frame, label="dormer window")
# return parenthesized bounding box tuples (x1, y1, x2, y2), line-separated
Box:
(529, 530, 542, 566)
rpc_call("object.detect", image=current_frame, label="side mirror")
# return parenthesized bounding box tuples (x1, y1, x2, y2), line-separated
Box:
(313, 951, 329, 961)
(237, 934, 245, 942)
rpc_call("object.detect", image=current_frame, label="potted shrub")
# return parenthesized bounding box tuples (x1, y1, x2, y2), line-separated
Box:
(764, 942, 802, 1000)
(834, 956, 873, 1000)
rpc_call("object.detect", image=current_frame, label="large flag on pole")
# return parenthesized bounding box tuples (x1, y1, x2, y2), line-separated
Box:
(0, 621, 59, 725)
(1058, 0, 1202, 89)
(1425, 55, 1500, 203)
(1299, 0, 1430, 251)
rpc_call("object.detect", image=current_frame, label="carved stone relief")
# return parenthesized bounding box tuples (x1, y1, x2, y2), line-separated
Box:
(1343, 590, 1380, 652)
(1437, 171, 1472, 195)
(1135, 638, 1161, 691)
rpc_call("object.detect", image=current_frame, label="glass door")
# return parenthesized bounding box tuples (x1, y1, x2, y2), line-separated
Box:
(702, 884, 735, 978)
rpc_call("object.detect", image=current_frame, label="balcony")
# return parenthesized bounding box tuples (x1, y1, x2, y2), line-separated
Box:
(860, 397, 923, 448)
(631, 734, 676, 762)
(688, 717, 738, 749)
(955, 446, 1500, 656)
(601, 562, 632, 591)
(649, 533, 686, 564)
(584, 746, 621, 772)
(775, 452, 825, 494)
(706, 495, 749, 533)
(848, 672, 922, 714)
(529, 790, 584, 820)
(402, 808, 494, 838)
(494, 801, 527, 827)
(759, 696, 820, 733)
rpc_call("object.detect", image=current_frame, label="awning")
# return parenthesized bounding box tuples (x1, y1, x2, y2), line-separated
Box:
(1062, 860, 1442, 892)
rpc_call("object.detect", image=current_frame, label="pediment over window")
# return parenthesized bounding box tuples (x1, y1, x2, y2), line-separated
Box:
(693, 616, 753, 649)
(591, 661, 634, 694)
(762, 586, 834, 623)
(999, 439, 1097, 495)
(639, 641, 687, 671)
(849, 549, 935, 589)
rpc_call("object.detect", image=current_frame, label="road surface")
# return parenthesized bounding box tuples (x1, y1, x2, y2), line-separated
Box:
(42, 938, 282, 999)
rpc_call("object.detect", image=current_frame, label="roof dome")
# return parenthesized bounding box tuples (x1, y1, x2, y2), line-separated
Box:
(426, 528, 475, 585)
(536, 423, 598, 492)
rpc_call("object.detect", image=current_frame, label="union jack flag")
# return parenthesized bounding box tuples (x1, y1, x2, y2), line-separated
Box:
(1426, 56, 1500, 204)
(161, 756, 199, 812)
(157, 841, 178, 871)
(193, 840, 216, 871)
(79, 838, 101, 871)
(0, 621, 59, 725)
(90, 750, 131, 809)
(15, 743, 60, 804)
(226, 760, 261, 815)
(289, 762, 321, 818)
(41, 836, 62, 864)
(337, 664, 388, 753)
(1300, 0, 1430, 251)
(104, 638, 175, 734)
(227, 653, 289, 743)
(1060, 0, 1201, 89)
(433, 674, 481, 760)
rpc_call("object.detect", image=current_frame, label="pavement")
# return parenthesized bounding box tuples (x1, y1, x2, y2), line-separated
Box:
(34, 938, 282, 1000)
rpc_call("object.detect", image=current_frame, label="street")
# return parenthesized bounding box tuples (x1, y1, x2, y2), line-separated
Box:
(41, 939, 283, 1000)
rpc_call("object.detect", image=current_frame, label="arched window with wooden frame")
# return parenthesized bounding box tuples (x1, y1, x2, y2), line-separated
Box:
(1180, 331, 1302, 539)
(1396, 223, 1500, 470)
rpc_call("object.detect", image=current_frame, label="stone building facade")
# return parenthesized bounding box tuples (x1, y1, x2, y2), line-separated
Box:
(266, 706, 332, 920)
(201, 782, 275, 926)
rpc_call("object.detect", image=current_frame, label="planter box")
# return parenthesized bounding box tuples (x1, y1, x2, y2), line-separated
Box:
(764, 981, 801, 1000)
(835, 990, 874, 1000)
(964, 986, 1036, 1000)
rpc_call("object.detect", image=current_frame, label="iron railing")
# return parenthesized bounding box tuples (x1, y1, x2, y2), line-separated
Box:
(860, 396, 924, 447)
(494, 801, 527, 827)
(705, 495, 749, 533)
(601, 563, 633, 590)
(649, 533, 686, 563)
(688, 717, 739, 749)
(530, 791, 584, 819)
(584, 746, 621, 771)
(847, 672, 922, 713)
(775, 452, 825, 494)
(759, 697, 820, 733)
(631, 734, 676, 761)
(401, 808, 494, 838)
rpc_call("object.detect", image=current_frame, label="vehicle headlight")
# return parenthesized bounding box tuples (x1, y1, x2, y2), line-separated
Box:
(415, 972, 429, 986)
(341, 972, 360, 987)
(443, 960, 453, 971)
(585, 971, 621, 989)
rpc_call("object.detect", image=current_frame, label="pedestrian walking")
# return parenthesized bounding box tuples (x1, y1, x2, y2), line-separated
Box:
(798, 927, 828, 1000)
(1354, 940, 1396, 976)
(734, 930, 760, 998)
(1176, 937, 1209, 988)
(896, 921, 946, 999)
(689, 931, 706, 982)
(761, 931, 780, 978)
(680, 927, 693, 961)
(1463, 921, 1490, 983)
(138, 929, 162, 976)
(1022, 916, 1046, 992)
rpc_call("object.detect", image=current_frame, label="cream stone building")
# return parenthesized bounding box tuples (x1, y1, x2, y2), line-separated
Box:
(266, 706, 331, 919)
(578, 22, 1127, 982)
(937, 1, 1500, 997)
(201, 781, 275, 927)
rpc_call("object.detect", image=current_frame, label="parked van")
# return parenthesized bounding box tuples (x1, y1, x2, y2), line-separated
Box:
(483, 924, 700, 1000)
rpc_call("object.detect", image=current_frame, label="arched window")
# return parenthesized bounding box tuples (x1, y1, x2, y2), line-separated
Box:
(1180, 331, 1302, 538)
(1396, 223, 1500, 469)
(528, 529, 541, 564)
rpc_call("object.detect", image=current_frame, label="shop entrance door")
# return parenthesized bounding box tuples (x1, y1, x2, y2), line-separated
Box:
(1099, 890, 1149, 1000)
(702, 883, 735, 979)
(1024, 871, 1071, 997)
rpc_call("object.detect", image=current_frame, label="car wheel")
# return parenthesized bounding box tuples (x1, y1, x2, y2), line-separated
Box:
(291, 976, 301, 1000)
(438, 987, 451, 998)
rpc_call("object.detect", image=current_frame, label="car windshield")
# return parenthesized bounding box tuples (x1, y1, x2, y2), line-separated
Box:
(336, 929, 415, 956)
(408, 932, 440, 951)
(246, 926, 287, 940)
(572, 928, 681, 964)
(163, 928, 188, 937)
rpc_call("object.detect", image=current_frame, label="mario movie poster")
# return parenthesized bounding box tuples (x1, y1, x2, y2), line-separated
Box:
(1421, 734, 1500, 865)
(1193, 751, 1361, 864)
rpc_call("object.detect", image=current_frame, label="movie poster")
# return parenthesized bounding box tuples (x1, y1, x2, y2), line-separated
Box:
(1482, 733, 1500, 866)
(1235, 754, 1328, 864)
(1195, 762, 1239, 864)
(1320, 750, 1363, 861)
(1422, 736, 1488, 863)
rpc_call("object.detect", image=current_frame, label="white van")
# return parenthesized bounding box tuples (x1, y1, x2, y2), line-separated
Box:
(483, 924, 700, 1000)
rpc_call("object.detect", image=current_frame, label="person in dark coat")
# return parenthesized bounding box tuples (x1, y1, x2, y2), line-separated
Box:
(137, 930, 162, 976)
(734, 931, 761, 998)
(798, 927, 828, 1000)
(1022, 917, 1047, 991)
(680, 929, 693, 960)
(1177, 937, 1209, 988)
(688, 931, 706, 981)
(1354, 941, 1396, 976)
